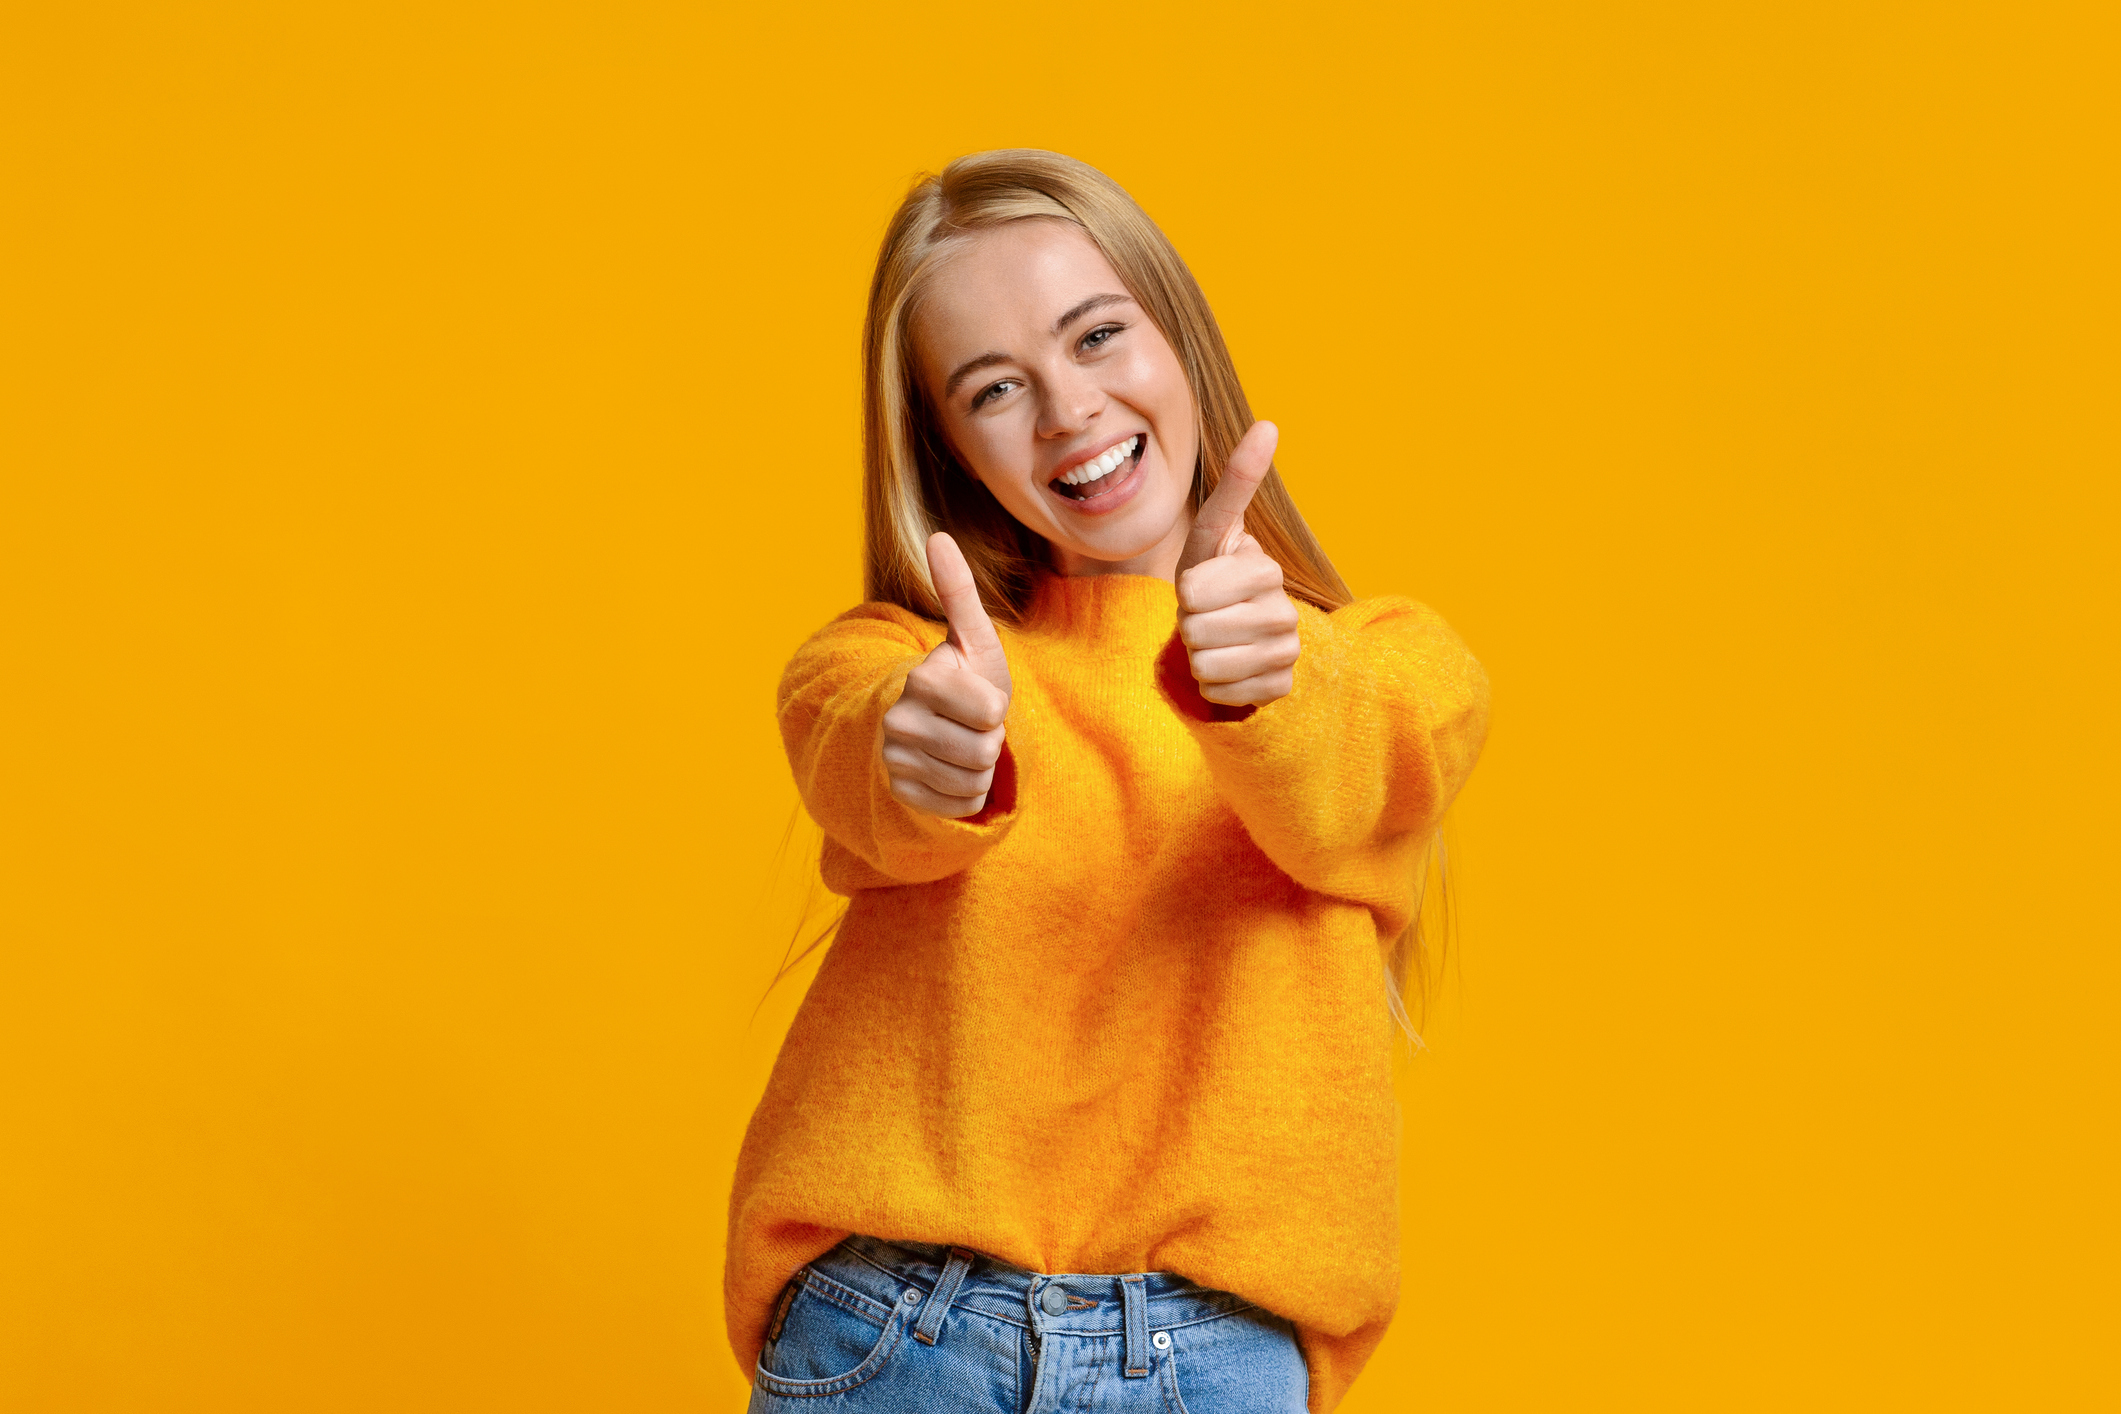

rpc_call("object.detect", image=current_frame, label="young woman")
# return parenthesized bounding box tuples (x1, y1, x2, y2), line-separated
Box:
(726, 150, 1488, 1414)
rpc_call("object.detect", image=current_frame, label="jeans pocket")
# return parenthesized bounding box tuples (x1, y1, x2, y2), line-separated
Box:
(1160, 1308, 1309, 1414)
(754, 1269, 907, 1398)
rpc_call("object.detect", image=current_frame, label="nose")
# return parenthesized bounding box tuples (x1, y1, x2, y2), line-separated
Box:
(1034, 363, 1104, 439)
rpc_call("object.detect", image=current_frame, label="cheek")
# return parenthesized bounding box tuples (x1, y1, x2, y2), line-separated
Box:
(1111, 346, 1195, 439)
(947, 412, 1033, 492)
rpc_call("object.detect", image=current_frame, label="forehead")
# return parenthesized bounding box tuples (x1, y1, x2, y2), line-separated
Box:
(913, 219, 1126, 363)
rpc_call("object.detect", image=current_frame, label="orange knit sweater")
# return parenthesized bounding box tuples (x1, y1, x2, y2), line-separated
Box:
(726, 572, 1488, 1412)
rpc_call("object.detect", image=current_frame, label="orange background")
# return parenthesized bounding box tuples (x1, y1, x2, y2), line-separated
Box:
(3, 2, 2114, 1409)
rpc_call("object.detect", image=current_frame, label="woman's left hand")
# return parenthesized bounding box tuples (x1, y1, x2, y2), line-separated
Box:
(1174, 421, 1301, 708)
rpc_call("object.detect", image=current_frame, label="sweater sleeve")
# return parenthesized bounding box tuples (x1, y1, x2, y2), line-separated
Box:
(778, 602, 1019, 888)
(1158, 595, 1489, 928)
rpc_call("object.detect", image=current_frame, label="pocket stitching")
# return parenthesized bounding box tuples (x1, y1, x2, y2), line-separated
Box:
(1160, 1344, 1191, 1414)
(754, 1292, 908, 1399)
(797, 1268, 894, 1327)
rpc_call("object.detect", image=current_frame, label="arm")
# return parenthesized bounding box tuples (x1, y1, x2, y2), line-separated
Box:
(1163, 422, 1487, 919)
(1160, 595, 1489, 920)
(778, 602, 1018, 886)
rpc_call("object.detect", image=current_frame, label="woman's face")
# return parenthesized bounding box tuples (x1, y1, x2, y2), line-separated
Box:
(913, 219, 1199, 578)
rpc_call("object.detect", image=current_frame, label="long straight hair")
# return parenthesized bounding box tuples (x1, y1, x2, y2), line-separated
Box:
(854, 148, 1443, 1027)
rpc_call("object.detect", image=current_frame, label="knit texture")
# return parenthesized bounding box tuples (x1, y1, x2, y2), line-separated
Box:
(727, 572, 1488, 1412)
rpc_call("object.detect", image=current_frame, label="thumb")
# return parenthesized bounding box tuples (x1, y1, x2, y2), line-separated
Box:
(1178, 420, 1278, 575)
(926, 531, 1011, 693)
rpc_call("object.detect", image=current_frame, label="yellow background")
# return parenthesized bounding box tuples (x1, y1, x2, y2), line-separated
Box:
(4, 2, 2114, 1409)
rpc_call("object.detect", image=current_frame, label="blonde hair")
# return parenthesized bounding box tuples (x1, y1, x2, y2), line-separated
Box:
(861, 148, 1350, 623)
(854, 148, 1443, 1027)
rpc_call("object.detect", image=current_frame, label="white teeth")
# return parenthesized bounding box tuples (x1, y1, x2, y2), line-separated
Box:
(1059, 436, 1139, 488)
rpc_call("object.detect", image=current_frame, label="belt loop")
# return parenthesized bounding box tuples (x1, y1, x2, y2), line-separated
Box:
(914, 1247, 977, 1346)
(1121, 1274, 1149, 1377)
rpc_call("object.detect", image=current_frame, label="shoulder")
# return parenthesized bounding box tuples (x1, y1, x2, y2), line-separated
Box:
(789, 601, 947, 661)
(776, 602, 949, 708)
(1304, 594, 1473, 647)
(1301, 595, 1488, 693)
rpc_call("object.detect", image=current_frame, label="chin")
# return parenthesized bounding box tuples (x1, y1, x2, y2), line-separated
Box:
(1058, 514, 1184, 570)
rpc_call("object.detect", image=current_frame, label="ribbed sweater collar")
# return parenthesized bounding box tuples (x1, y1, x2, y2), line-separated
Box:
(1019, 571, 1178, 658)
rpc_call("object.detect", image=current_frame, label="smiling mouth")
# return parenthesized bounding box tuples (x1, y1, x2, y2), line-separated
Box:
(1049, 434, 1145, 501)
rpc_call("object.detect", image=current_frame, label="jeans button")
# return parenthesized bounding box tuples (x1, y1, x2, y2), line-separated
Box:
(903, 1289, 920, 1305)
(1152, 1330, 1172, 1350)
(1040, 1285, 1070, 1316)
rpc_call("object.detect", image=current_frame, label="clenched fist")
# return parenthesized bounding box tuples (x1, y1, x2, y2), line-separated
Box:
(881, 532, 1014, 818)
(1174, 421, 1300, 707)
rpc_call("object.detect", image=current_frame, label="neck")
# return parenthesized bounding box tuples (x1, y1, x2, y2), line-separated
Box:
(1045, 510, 1193, 581)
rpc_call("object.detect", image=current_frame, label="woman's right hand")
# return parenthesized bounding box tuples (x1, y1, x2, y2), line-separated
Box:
(881, 532, 1013, 818)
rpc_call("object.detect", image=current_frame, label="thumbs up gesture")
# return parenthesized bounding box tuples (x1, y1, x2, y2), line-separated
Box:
(882, 532, 1015, 818)
(1174, 421, 1301, 708)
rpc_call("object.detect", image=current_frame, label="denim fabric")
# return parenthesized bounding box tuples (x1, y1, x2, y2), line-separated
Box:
(748, 1235, 1308, 1413)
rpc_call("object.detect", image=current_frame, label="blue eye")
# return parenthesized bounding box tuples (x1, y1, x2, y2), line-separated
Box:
(1081, 324, 1122, 350)
(973, 379, 1020, 408)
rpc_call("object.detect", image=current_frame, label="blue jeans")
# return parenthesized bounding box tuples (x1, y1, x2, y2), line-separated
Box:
(748, 1235, 1308, 1413)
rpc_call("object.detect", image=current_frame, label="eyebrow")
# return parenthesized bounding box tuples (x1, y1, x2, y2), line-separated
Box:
(940, 293, 1137, 400)
(944, 350, 1012, 399)
(1050, 292, 1132, 335)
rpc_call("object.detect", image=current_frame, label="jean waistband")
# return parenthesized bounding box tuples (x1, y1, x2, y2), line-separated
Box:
(827, 1234, 1258, 1337)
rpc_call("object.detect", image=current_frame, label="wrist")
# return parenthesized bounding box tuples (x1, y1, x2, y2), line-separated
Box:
(1156, 630, 1256, 723)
